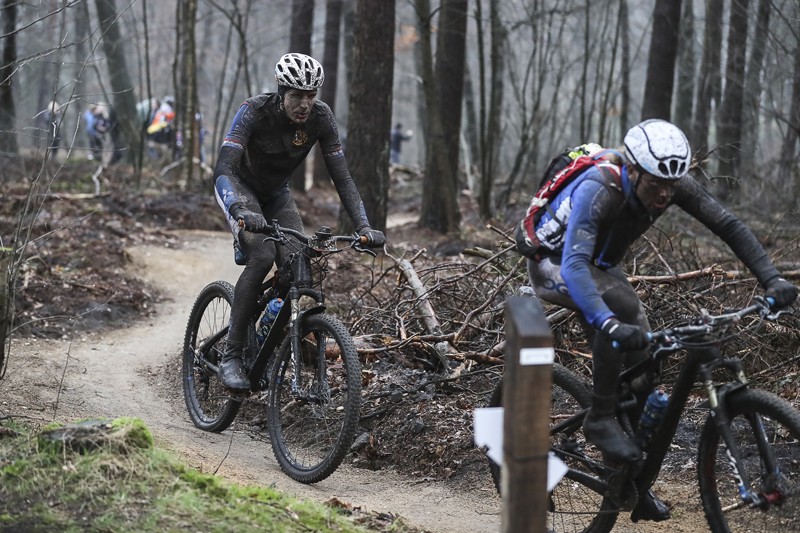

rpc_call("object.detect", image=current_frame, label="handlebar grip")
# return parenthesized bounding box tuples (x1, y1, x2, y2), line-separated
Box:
(611, 331, 653, 351)
(358, 235, 369, 245)
(766, 296, 776, 307)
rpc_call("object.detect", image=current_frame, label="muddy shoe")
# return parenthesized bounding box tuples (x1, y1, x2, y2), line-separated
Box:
(217, 356, 250, 392)
(583, 395, 641, 464)
(630, 490, 670, 522)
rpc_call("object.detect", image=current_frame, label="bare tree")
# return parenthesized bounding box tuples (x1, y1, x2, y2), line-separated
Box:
(476, 0, 506, 220)
(641, 0, 683, 120)
(0, 0, 19, 158)
(692, 0, 724, 153)
(716, 0, 750, 196)
(419, 0, 468, 234)
(176, 0, 199, 188)
(95, 0, 141, 167)
(339, 0, 395, 232)
(289, 0, 315, 192)
(780, 6, 800, 194)
(313, 0, 345, 188)
(673, 0, 695, 137)
(739, 0, 770, 179)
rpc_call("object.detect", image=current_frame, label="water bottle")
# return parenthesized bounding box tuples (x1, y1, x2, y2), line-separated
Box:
(636, 388, 669, 449)
(256, 298, 283, 347)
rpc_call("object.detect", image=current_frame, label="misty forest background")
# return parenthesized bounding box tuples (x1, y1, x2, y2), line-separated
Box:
(0, 0, 799, 235)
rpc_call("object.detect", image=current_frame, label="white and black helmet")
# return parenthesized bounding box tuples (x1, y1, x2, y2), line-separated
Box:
(275, 53, 324, 91)
(624, 119, 691, 180)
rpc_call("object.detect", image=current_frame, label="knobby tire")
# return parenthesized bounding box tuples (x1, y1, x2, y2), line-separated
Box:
(698, 388, 800, 533)
(266, 313, 361, 484)
(182, 280, 242, 432)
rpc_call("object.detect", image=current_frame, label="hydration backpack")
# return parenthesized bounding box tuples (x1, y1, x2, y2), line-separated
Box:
(515, 143, 622, 259)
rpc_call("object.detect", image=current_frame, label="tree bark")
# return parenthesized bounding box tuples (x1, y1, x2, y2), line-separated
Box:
(740, 0, 770, 180)
(95, 0, 141, 167)
(313, 0, 345, 188)
(691, 0, 724, 152)
(716, 0, 750, 197)
(641, 0, 683, 120)
(780, 7, 800, 195)
(419, 0, 468, 234)
(338, 0, 395, 232)
(177, 0, 199, 189)
(478, 0, 505, 220)
(289, 0, 315, 192)
(673, 0, 695, 137)
(0, 0, 19, 158)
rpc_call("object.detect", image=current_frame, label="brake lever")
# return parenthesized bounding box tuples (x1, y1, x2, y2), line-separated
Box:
(353, 241, 377, 257)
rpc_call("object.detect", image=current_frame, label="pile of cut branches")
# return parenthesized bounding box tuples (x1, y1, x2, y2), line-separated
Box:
(332, 228, 800, 392)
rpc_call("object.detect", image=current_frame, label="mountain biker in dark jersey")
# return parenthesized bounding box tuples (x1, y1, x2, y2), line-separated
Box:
(213, 53, 386, 392)
(526, 119, 798, 521)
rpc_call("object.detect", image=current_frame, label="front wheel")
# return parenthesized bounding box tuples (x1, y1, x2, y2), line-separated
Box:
(698, 388, 800, 532)
(266, 313, 361, 483)
(182, 281, 242, 432)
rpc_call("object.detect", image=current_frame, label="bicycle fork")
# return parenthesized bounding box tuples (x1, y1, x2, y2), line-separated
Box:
(705, 371, 784, 510)
(287, 286, 328, 402)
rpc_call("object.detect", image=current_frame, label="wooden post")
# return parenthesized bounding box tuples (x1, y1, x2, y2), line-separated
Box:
(502, 296, 554, 533)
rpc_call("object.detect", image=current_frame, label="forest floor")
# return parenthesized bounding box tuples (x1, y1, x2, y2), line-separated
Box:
(1, 156, 799, 532)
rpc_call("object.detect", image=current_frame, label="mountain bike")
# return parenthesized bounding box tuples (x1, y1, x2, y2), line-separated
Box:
(182, 221, 376, 483)
(485, 297, 800, 533)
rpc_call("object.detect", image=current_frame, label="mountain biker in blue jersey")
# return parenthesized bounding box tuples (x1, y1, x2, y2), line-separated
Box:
(213, 53, 386, 392)
(526, 119, 798, 521)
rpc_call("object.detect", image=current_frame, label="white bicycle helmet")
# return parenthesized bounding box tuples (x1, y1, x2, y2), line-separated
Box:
(624, 119, 691, 179)
(275, 53, 324, 91)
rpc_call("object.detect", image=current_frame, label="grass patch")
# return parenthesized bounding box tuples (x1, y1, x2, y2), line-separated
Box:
(0, 418, 425, 532)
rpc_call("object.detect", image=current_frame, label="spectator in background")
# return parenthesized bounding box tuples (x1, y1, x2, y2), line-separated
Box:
(83, 104, 112, 161)
(39, 101, 62, 157)
(390, 122, 413, 165)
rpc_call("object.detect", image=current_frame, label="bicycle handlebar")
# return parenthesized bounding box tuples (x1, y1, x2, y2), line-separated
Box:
(237, 219, 371, 250)
(611, 296, 784, 351)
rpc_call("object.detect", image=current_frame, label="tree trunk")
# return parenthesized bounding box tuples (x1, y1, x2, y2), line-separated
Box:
(338, 0, 395, 232)
(641, 0, 683, 120)
(478, 0, 505, 220)
(0, 0, 19, 158)
(619, 0, 630, 138)
(673, 0, 695, 137)
(313, 0, 345, 189)
(177, 0, 199, 189)
(419, 0, 468, 234)
(691, 0, 724, 152)
(716, 0, 750, 197)
(780, 8, 800, 195)
(739, 0, 770, 180)
(289, 0, 315, 192)
(95, 0, 141, 168)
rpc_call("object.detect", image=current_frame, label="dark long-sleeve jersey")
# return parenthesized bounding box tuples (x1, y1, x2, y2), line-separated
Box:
(213, 92, 369, 229)
(536, 164, 781, 328)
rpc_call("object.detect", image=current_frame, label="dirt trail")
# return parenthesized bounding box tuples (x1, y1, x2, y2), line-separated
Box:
(2, 229, 714, 533)
(3, 230, 502, 533)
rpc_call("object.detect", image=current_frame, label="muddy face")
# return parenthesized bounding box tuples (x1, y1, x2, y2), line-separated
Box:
(283, 89, 317, 124)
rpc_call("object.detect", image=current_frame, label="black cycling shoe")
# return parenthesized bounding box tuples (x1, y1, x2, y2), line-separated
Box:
(583, 413, 642, 464)
(630, 490, 671, 522)
(217, 356, 250, 392)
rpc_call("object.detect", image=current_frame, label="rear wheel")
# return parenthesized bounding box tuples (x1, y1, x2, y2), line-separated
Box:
(267, 313, 361, 483)
(487, 363, 618, 533)
(698, 388, 800, 532)
(182, 281, 242, 432)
